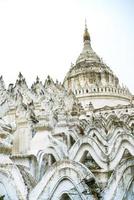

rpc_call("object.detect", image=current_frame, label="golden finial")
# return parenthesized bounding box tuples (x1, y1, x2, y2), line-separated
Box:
(83, 19, 90, 42)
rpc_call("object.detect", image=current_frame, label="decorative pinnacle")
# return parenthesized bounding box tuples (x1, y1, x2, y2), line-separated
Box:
(36, 76, 39, 83)
(85, 18, 87, 30)
(19, 72, 23, 79)
(83, 19, 90, 42)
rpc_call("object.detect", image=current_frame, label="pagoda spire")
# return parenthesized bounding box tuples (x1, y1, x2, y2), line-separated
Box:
(83, 19, 91, 42)
(85, 18, 87, 30)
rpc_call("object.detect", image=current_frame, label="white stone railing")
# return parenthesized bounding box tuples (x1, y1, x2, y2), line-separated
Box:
(74, 86, 131, 99)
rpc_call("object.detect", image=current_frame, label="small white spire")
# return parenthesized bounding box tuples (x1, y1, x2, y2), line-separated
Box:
(85, 18, 87, 30)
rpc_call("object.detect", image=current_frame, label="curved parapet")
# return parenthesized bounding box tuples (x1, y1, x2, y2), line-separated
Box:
(69, 132, 134, 171)
(0, 164, 28, 200)
(69, 136, 108, 170)
(29, 160, 99, 200)
(103, 158, 134, 200)
(85, 127, 108, 146)
(108, 133, 134, 170)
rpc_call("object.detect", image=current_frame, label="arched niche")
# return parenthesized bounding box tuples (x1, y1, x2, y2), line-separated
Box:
(50, 178, 80, 200)
(60, 193, 71, 200)
(69, 138, 106, 170)
(38, 153, 57, 180)
(80, 150, 101, 170)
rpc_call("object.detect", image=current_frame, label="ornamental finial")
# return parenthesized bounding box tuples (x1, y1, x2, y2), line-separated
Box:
(85, 18, 87, 30)
(83, 19, 90, 42)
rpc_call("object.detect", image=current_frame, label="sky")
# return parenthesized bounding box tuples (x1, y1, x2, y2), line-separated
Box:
(0, 0, 134, 93)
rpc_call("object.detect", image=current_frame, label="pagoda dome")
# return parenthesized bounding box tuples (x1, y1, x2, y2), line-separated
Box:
(63, 24, 132, 108)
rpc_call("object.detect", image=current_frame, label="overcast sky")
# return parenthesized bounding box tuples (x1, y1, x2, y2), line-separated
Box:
(0, 0, 134, 93)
